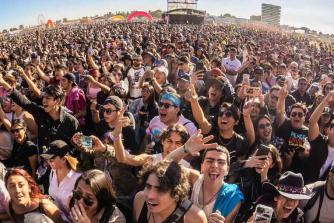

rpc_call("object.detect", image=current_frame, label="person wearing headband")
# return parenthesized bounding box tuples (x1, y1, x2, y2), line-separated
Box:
(145, 91, 197, 154)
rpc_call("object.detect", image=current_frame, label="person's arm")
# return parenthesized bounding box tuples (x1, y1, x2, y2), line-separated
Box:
(165, 130, 217, 163)
(0, 107, 11, 132)
(243, 101, 255, 146)
(35, 65, 51, 83)
(224, 203, 242, 223)
(41, 198, 64, 223)
(90, 99, 100, 124)
(87, 54, 99, 70)
(309, 91, 334, 141)
(17, 66, 42, 97)
(151, 77, 163, 94)
(22, 112, 38, 139)
(85, 75, 110, 92)
(185, 79, 212, 134)
(276, 81, 289, 127)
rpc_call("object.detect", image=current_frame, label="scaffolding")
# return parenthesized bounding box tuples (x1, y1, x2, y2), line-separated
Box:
(167, 0, 198, 11)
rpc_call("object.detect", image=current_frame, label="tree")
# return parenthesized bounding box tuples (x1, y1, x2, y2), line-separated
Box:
(2, 29, 8, 33)
(19, 25, 24, 29)
(63, 18, 68, 23)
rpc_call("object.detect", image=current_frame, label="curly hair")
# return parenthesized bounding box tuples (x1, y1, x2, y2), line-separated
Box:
(159, 123, 189, 145)
(5, 168, 44, 199)
(139, 160, 190, 203)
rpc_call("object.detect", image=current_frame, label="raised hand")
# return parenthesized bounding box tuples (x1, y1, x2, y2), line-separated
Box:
(184, 129, 218, 156)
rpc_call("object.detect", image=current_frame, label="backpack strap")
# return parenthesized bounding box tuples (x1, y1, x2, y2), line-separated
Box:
(163, 199, 193, 223)
(313, 185, 325, 223)
(304, 181, 326, 212)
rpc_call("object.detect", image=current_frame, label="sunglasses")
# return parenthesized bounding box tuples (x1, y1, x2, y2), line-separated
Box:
(219, 110, 233, 118)
(159, 102, 176, 109)
(270, 95, 279, 101)
(258, 123, 271, 129)
(72, 190, 94, 207)
(101, 107, 118, 115)
(11, 128, 23, 133)
(291, 112, 304, 118)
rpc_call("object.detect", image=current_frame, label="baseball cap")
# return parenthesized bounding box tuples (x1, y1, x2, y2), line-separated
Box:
(40, 140, 71, 160)
(178, 71, 191, 82)
(63, 73, 77, 86)
(103, 96, 123, 110)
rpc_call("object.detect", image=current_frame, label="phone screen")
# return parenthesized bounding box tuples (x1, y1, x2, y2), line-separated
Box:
(81, 136, 92, 149)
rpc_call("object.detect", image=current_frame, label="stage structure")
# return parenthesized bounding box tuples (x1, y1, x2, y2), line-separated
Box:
(163, 0, 205, 24)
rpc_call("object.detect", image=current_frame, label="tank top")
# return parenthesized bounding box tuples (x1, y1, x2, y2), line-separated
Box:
(138, 202, 184, 223)
(9, 200, 47, 223)
(190, 174, 216, 218)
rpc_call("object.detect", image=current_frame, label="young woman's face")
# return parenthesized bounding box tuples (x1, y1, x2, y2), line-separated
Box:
(7, 175, 31, 206)
(47, 156, 65, 170)
(73, 180, 98, 217)
(257, 118, 272, 143)
(11, 125, 26, 143)
(162, 132, 184, 155)
(144, 173, 176, 214)
(274, 195, 299, 220)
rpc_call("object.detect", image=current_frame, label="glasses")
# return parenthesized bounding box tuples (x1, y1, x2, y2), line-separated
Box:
(270, 95, 279, 101)
(219, 110, 233, 118)
(72, 190, 94, 207)
(258, 123, 271, 129)
(159, 102, 176, 109)
(101, 107, 118, 115)
(11, 128, 23, 133)
(325, 87, 333, 91)
(291, 112, 304, 118)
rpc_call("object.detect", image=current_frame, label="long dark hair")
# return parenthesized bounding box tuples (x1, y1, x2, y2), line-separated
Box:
(69, 169, 116, 222)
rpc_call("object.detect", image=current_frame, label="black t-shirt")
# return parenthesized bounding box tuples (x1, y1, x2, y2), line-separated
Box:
(306, 134, 330, 183)
(8, 140, 38, 174)
(95, 120, 138, 154)
(208, 128, 249, 163)
(276, 119, 309, 174)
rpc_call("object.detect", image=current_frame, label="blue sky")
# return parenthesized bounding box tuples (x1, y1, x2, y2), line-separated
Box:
(1, 0, 334, 34)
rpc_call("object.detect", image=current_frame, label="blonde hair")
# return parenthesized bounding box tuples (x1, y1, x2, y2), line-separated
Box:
(64, 155, 79, 171)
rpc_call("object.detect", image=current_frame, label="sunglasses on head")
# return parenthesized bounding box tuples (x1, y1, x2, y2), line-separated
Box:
(291, 112, 304, 118)
(159, 102, 176, 109)
(219, 110, 233, 118)
(72, 190, 94, 207)
(258, 123, 271, 129)
(100, 107, 118, 115)
(11, 128, 23, 133)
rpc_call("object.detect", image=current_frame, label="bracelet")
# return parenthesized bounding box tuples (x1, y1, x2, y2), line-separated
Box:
(102, 144, 109, 154)
(113, 134, 122, 141)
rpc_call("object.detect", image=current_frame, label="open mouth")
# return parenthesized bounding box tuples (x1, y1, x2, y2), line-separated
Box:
(282, 206, 293, 215)
(208, 173, 220, 181)
(147, 201, 159, 209)
(221, 120, 228, 125)
(159, 112, 167, 118)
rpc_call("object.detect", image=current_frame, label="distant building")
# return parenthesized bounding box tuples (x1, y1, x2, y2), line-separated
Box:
(261, 3, 281, 25)
(250, 15, 262, 22)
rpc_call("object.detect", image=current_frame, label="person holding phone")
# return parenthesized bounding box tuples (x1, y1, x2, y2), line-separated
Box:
(40, 140, 81, 222)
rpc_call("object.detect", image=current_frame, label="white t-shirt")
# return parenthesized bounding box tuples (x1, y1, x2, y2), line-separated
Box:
(146, 116, 198, 142)
(222, 57, 241, 86)
(319, 145, 334, 177)
(127, 67, 145, 98)
(49, 170, 81, 221)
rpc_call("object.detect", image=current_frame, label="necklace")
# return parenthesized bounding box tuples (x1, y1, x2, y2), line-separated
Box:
(201, 181, 220, 209)
(218, 133, 235, 147)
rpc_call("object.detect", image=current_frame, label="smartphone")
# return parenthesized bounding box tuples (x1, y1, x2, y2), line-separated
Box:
(246, 87, 261, 97)
(256, 144, 270, 160)
(254, 204, 274, 222)
(243, 74, 250, 85)
(80, 136, 92, 149)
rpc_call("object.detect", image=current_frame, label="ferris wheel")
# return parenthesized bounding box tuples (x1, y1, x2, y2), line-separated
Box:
(37, 14, 46, 26)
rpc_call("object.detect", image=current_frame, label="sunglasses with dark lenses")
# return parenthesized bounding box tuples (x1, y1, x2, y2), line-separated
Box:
(258, 123, 271, 129)
(291, 112, 304, 118)
(270, 95, 279, 101)
(72, 190, 94, 207)
(11, 128, 23, 133)
(219, 110, 233, 118)
(100, 107, 118, 115)
(159, 102, 176, 109)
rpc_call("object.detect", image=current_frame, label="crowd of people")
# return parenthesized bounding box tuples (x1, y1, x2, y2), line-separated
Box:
(0, 21, 333, 223)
